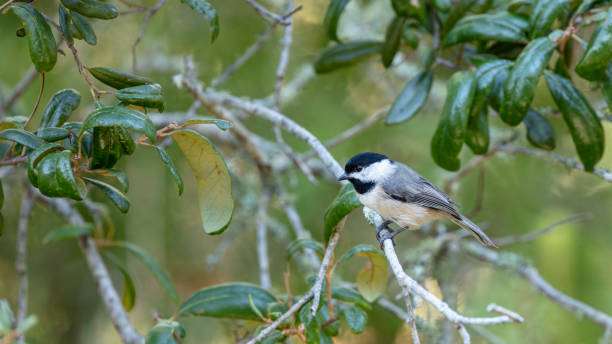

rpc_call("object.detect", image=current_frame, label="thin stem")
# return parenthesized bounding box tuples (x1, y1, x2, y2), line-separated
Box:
(23, 72, 44, 129)
(15, 186, 34, 344)
(132, 0, 167, 72)
(494, 213, 592, 246)
(256, 189, 272, 289)
(0, 66, 38, 119)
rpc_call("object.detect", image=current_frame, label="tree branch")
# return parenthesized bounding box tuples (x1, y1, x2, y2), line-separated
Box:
(243, 0, 291, 25)
(462, 241, 612, 329)
(494, 213, 592, 246)
(36, 195, 144, 344)
(15, 186, 34, 344)
(246, 228, 342, 344)
(256, 188, 272, 289)
(132, 0, 167, 72)
(0, 67, 38, 119)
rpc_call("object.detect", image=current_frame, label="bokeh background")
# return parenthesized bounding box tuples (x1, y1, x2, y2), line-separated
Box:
(1, 0, 612, 343)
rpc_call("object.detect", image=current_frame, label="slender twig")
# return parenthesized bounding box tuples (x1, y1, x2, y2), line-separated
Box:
(36, 195, 144, 344)
(498, 145, 612, 183)
(40, 13, 107, 100)
(132, 0, 167, 72)
(246, 229, 343, 344)
(256, 188, 272, 289)
(243, 0, 291, 25)
(0, 67, 38, 119)
(15, 186, 34, 344)
(211, 26, 276, 88)
(278, 187, 320, 268)
(458, 324, 471, 344)
(494, 213, 592, 246)
(462, 241, 612, 329)
(23, 73, 44, 129)
(600, 326, 612, 344)
(309, 224, 342, 315)
(0, 156, 28, 166)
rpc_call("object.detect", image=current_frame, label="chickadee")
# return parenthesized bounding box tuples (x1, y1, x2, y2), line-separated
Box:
(338, 152, 496, 248)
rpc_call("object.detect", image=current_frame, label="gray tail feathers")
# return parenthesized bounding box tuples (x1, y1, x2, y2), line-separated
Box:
(451, 215, 497, 248)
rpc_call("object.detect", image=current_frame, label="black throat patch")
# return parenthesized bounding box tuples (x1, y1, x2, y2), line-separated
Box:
(349, 178, 375, 194)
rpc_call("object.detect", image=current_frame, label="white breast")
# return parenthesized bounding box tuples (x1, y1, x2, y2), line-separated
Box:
(358, 185, 439, 228)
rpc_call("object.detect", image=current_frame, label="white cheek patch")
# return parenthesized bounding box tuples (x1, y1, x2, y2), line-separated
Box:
(362, 159, 395, 180)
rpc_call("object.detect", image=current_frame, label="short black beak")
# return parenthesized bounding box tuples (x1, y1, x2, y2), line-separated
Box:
(338, 174, 348, 181)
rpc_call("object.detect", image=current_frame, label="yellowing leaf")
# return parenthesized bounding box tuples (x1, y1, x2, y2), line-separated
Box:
(171, 129, 233, 234)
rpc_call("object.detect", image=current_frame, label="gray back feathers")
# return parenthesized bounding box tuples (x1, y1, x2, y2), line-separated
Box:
(381, 162, 461, 219)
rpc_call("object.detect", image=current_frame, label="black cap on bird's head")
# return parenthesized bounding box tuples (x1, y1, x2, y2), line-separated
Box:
(338, 152, 388, 181)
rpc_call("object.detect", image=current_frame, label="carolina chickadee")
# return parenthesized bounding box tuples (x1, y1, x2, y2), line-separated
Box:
(338, 152, 496, 248)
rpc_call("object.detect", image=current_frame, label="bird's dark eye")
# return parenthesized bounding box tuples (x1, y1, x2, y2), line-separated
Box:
(355, 166, 363, 172)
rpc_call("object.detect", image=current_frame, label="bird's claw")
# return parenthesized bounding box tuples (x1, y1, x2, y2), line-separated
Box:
(375, 220, 392, 241)
(377, 227, 408, 250)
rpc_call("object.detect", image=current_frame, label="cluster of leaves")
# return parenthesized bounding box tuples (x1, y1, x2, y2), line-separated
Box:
(0, 299, 37, 342)
(316, 0, 610, 171)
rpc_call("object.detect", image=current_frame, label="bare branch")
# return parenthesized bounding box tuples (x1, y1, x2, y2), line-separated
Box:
(499, 145, 612, 183)
(257, 189, 272, 289)
(600, 326, 612, 344)
(15, 186, 34, 344)
(175, 78, 344, 178)
(0, 67, 38, 119)
(243, 0, 291, 25)
(278, 187, 320, 268)
(494, 213, 592, 246)
(132, 0, 167, 72)
(211, 26, 275, 88)
(36, 195, 144, 344)
(246, 229, 343, 344)
(458, 324, 471, 344)
(363, 208, 522, 341)
(309, 223, 342, 315)
(462, 241, 612, 329)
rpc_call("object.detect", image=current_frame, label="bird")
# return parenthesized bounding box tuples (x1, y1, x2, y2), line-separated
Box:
(338, 152, 497, 248)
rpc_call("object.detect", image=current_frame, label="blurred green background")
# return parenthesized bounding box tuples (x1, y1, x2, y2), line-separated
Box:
(1, 0, 612, 343)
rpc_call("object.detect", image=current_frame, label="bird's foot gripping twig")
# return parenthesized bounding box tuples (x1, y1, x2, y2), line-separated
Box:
(376, 221, 408, 249)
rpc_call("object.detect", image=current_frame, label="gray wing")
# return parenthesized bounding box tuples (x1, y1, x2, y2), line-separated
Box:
(381, 162, 461, 219)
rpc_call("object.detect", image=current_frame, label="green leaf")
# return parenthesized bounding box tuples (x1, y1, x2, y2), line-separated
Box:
(60, 0, 118, 19)
(37, 153, 62, 197)
(0, 128, 45, 149)
(103, 252, 136, 312)
(70, 11, 97, 45)
(171, 130, 233, 234)
(88, 66, 153, 89)
(391, 0, 425, 22)
(323, 183, 361, 242)
(80, 106, 156, 143)
(432, 0, 451, 12)
(28, 143, 64, 187)
(431, 71, 476, 171)
(465, 103, 489, 154)
(545, 71, 605, 171)
(402, 26, 419, 49)
(179, 0, 219, 42)
(386, 70, 433, 125)
(331, 287, 371, 311)
(15, 315, 37, 335)
(286, 238, 324, 261)
(298, 303, 321, 344)
(340, 305, 368, 334)
(153, 146, 183, 196)
(0, 299, 14, 333)
(183, 118, 233, 130)
(524, 109, 555, 150)
(500, 36, 555, 126)
(58, 6, 73, 44)
(338, 244, 388, 302)
(145, 320, 185, 344)
(489, 63, 513, 111)
(37, 127, 71, 142)
(473, 59, 513, 112)
(382, 16, 406, 68)
(600, 64, 612, 112)
(443, 0, 480, 33)
(91, 168, 129, 192)
(443, 12, 529, 47)
(56, 150, 88, 200)
(43, 224, 94, 244)
(314, 41, 383, 74)
(10, 3, 57, 72)
(575, 9, 612, 81)
(0, 116, 27, 130)
(179, 283, 277, 320)
(323, 0, 351, 42)
(82, 177, 130, 213)
(89, 127, 124, 169)
(115, 84, 165, 112)
(530, 0, 571, 38)
(109, 241, 179, 305)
